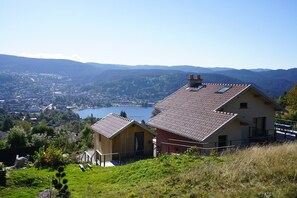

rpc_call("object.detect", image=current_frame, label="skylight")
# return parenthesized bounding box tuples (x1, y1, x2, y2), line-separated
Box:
(189, 84, 204, 92)
(197, 85, 204, 90)
(217, 86, 231, 93)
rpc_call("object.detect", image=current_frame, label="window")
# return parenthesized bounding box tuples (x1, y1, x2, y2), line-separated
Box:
(189, 84, 204, 92)
(197, 85, 204, 90)
(218, 135, 228, 147)
(251, 117, 266, 137)
(216, 86, 231, 93)
(240, 102, 248, 109)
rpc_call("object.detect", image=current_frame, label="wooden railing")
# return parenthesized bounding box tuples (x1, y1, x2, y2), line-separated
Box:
(95, 150, 120, 167)
(80, 151, 94, 164)
(160, 141, 235, 155)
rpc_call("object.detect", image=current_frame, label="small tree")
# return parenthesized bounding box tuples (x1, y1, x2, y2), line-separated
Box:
(52, 166, 70, 197)
(33, 146, 65, 169)
(120, 110, 127, 118)
(81, 125, 93, 148)
(32, 125, 54, 137)
(15, 120, 32, 134)
(31, 133, 49, 147)
(6, 126, 28, 148)
(2, 117, 14, 132)
(278, 84, 297, 121)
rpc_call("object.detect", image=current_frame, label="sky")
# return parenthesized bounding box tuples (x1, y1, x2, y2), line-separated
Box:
(0, 0, 296, 69)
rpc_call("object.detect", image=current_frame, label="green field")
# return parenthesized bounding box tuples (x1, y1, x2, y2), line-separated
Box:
(1, 143, 297, 197)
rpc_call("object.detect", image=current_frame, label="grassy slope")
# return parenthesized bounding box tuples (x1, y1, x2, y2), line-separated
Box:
(1, 143, 297, 197)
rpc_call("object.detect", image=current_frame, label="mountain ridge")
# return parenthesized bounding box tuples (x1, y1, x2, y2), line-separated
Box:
(0, 54, 296, 98)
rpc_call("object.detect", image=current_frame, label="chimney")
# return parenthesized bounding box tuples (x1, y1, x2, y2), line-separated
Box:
(188, 74, 203, 88)
(188, 74, 194, 81)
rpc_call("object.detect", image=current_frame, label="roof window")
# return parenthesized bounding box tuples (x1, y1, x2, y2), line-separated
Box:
(216, 86, 231, 93)
(189, 84, 204, 92)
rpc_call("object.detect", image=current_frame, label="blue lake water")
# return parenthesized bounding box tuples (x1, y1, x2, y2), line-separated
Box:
(74, 106, 154, 122)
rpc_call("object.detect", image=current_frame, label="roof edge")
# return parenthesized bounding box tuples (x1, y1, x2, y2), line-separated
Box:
(109, 120, 156, 139)
(201, 113, 238, 142)
(148, 122, 202, 142)
(215, 84, 251, 111)
(249, 86, 285, 112)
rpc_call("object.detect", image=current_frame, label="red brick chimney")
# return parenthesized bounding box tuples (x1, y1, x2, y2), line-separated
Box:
(188, 74, 203, 88)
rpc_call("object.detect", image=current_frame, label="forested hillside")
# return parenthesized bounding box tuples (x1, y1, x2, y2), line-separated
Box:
(0, 54, 296, 107)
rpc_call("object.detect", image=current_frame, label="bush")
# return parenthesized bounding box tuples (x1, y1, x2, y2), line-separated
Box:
(31, 125, 54, 137)
(33, 146, 65, 169)
(185, 146, 201, 156)
(6, 126, 28, 148)
(52, 166, 70, 198)
(81, 125, 94, 149)
(31, 133, 49, 147)
(50, 131, 79, 153)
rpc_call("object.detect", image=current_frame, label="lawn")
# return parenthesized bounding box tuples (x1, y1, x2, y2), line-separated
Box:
(1, 143, 297, 197)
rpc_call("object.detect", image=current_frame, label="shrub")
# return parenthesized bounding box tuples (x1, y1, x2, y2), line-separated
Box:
(31, 133, 49, 147)
(81, 125, 94, 149)
(52, 166, 70, 198)
(33, 146, 65, 169)
(31, 125, 54, 137)
(185, 146, 201, 156)
(33, 147, 46, 169)
(6, 126, 28, 148)
(0, 162, 5, 170)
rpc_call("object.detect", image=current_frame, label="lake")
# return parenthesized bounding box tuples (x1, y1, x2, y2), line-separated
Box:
(74, 106, 154, 122)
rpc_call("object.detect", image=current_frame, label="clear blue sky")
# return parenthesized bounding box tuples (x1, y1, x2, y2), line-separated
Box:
(0, 0, 296, 69)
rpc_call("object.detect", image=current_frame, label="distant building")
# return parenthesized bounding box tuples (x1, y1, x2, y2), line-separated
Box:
(148, 74, 284, 154)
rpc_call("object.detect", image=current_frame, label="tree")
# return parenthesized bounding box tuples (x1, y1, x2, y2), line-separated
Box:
(6, 126, 28, 148)
(120, 110, 127, 118)
(85, 114, 96, 125)
(2, 117, 13, 132)
(285, 85, 297, 111)
(278, 85, 297, 121)
(32, 125, 55, 137)
(81, 125, 93, 148)
(15, 120, 32, 134)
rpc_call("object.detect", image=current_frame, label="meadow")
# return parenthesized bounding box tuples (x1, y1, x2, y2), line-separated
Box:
(1, 143, 297, 197)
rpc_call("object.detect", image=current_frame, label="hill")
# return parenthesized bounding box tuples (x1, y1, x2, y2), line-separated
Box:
(0, 54, 101, 80)
(86, 70, 242, 101)
(88, 62, 232, 73)
(1, 54, 296, 99)
(220, 69, 297, 97)
(1, 143, 297, 197)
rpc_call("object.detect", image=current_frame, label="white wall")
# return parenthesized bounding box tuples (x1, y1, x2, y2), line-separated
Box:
(203, 119, 242, 147)
(222, 89, 276, 133)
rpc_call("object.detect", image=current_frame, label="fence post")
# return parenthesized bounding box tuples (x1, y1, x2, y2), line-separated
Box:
(99, 155, 101, 167)
(103, 155, 105, 167)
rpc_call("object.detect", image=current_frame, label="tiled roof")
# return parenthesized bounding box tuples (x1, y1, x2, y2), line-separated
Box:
(91, 113, 133, 138)
(91, 113, 155, 138)
(148, 83, 250, 141)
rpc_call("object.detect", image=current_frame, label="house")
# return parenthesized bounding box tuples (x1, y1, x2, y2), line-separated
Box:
(91, 113, 155, 162)
(147, 74, 284, 153)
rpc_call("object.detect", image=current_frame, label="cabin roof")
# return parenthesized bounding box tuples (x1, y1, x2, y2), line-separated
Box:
(91, 113, 155, 139)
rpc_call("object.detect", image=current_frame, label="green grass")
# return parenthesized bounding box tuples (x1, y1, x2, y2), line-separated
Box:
(1, 143, 297, 197)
